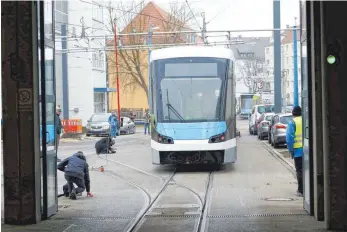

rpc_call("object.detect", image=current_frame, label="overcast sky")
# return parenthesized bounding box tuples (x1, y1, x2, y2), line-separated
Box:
(154, 0, 300, 39)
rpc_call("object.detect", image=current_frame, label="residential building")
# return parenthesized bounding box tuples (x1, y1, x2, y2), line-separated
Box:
(107, 1, 202, 118)
(265, 26, 301, 108)
(230, 36, 272, 102)
(55, 1, 112, 126)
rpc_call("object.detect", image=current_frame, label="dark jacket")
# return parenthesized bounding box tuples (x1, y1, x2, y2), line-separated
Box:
(56, 114, 62, 134)
(57, 152, 90, 192)
(95, 137, 115, 154)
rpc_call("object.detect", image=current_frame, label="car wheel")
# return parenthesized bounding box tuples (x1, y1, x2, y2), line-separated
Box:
(274, 142, 279, 148)
(126, 128, 130, 135)
(132, 126, 136, 134)
(86, 134, 90, 137)
(259, 134, 263, 140)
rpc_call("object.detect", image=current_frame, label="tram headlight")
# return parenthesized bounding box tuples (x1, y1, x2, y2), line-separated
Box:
(157, 134, 174, 144)
(208, 133, 225, 143)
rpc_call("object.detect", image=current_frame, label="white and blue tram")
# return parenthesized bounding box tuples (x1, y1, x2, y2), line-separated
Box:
(149, 46, 237, 166)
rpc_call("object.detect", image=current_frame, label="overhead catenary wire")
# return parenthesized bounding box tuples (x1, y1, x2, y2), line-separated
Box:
(55, 27, 297, 39)
(185, 0, 202, 30)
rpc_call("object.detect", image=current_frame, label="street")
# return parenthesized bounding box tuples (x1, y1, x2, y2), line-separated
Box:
(3, 120, 325, 232)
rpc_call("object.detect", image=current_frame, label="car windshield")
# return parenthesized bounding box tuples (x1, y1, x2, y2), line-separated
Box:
(280, 116, 293, 124)
(90, 114, 109, 122)
(258, 105, 275, 114)
(265, 115, 273, 121)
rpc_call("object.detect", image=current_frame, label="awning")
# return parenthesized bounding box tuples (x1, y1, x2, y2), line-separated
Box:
(94, 88, 117, 92)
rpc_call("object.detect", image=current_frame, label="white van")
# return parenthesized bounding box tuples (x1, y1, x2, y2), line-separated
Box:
(249, 104, 275, 135)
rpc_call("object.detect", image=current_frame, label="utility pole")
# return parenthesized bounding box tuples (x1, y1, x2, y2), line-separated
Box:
(293, 17, 299, 106)
(227, 32, 231, 48)
(113, 19, 121, 122)
(273, 0, 282, 113)
(201, 12, 207, 44)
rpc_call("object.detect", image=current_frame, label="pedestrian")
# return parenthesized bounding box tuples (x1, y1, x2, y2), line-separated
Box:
(143, 109, 150, 135)
(128, 110, 136, 122)
(95, 137, 116, 155)
(56, 107, 63, 162)
(57, 151, 94, 199)
(286, 105, 303, 197)
(108, 111, 118, 138)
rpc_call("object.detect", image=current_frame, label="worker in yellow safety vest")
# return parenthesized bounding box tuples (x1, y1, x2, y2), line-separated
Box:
(286, 106, 303, 197)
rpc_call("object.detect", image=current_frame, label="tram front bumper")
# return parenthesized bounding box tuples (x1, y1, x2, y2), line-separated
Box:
(151, 138, 237, 165)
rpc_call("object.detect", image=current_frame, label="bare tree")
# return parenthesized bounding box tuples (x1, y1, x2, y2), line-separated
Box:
(238, 57, 265, 94)
(106, 0, 198, 99)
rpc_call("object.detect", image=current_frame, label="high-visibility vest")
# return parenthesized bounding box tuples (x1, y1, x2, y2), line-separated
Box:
(293, 116, 303, 148)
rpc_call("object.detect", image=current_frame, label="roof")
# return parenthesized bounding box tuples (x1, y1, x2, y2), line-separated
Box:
(229, 37, 270, 60)
(150, 46, 235, 62)
(267, 27, 301, 46)
(107, 1, 202, 46)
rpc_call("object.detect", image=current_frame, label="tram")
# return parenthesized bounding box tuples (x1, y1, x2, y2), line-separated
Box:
(149, 46, 237, 166)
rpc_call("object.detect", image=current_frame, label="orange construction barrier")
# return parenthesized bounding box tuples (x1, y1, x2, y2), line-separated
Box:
(62, 119, 83, 134)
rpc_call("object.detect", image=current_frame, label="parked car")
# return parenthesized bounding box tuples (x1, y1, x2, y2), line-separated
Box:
(249, 104, 275, 135)
(86, 113, 112, 137)
(257, 113, 275, 140)
(268, 113, 293, 148)
(119, 116, 136, 135)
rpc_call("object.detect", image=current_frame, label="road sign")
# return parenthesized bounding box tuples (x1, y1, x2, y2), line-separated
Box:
(18, 88, 33, 111)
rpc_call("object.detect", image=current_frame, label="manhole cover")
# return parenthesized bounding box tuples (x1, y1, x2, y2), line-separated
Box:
(264, 198, 294, 201)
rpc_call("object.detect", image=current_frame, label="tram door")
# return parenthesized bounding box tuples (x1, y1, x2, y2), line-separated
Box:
(300, 1, 313, 215)
(38, 0, 58, 219)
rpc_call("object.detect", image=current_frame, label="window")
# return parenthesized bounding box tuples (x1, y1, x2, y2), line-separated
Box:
(94, 93, 105, 113)
(257, 105, 274, 114)
(92, 52, 104, 70)
(280, 115, 293, 124)
(92, 2, 103, 22)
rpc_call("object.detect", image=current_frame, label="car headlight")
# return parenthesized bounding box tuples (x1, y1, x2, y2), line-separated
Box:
(157, 134, 174, 144)
(103, 125, 110, 129)
(208, 133, 225, 143)
(87, 125, 91, 129)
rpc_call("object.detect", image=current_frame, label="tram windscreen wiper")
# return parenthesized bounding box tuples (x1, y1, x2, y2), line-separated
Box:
(166, 103, 185, 122)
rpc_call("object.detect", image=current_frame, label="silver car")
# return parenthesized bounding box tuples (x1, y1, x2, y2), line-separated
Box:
(257, 113, 275, 140)
(119, 117, 136, 135)
(269, 113, 293, 148)
(86, 113, 112, 137)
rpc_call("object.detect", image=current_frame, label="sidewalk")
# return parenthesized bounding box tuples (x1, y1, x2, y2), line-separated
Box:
(2, 155, 146, 231)
(262, 141, 296, 176)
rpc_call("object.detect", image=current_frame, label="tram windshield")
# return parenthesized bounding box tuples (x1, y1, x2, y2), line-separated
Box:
(154, 58, 229, 122)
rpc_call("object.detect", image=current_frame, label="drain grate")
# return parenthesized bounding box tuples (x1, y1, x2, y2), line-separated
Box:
(145, 214, 200, 218)
(53, 216, 134, 220)
(263, 198, 294, 201)
(208, 212, 309, 218)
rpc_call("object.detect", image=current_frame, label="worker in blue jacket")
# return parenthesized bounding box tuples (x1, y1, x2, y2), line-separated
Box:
(286, 105, 303, 197)
(108, 111, 118, 138)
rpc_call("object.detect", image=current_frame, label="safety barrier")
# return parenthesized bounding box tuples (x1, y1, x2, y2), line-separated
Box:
(62, 119, 82, 134)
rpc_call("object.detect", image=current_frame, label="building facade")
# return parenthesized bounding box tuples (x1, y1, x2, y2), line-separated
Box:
(265, 27, 301, 109)
(55, 1, 111, 126)
(107, 1, 201, 118)
(231, 36, 272, 103)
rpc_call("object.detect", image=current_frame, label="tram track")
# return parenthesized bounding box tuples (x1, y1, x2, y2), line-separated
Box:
(96, 155, 214, 232)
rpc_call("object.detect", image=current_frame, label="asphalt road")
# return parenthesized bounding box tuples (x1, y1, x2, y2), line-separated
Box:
(3, 121, 326, 232)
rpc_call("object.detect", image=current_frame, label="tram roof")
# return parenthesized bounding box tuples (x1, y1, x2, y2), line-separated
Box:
(150, 46, 235, 62)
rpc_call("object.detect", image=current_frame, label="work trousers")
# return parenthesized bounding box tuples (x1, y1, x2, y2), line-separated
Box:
(294, 156, 303, 194)
(64, 174, 86, 194)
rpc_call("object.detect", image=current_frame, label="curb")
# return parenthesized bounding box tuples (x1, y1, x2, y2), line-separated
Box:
(262, 142, 296, 171)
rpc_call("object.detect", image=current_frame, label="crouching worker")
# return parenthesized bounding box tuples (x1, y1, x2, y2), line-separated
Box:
(95, 137, 116, 155)
(57, 151, 94, 199)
